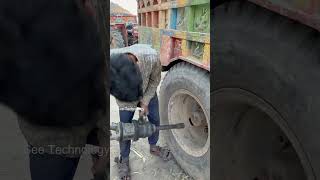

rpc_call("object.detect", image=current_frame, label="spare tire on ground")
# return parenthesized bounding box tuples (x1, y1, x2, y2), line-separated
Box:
(110, 29, 124, 49)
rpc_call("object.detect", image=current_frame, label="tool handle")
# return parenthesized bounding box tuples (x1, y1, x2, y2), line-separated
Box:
(157, 123, 185, 130)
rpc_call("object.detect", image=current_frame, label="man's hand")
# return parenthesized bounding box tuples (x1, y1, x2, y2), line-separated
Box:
(139, 102, 149, 116)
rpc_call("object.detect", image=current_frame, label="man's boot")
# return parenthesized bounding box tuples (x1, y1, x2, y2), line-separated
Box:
(114, 156, 130, 180)
(150, 145, 173, 161)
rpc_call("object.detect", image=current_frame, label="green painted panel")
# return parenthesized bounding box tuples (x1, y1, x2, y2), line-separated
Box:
(190, 0, 210, 5)
(138, 27, 161, 51)
(138, 27, 153, 45)
(193, 4, 210, 33)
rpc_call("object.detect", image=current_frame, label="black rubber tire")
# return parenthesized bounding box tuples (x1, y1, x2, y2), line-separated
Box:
(160, 63, 210, 180)
(110, 29, 124, 49)
(213, 1, 320, 179)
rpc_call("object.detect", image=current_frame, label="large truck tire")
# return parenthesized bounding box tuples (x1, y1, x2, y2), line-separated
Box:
(160, 63, 210, 180)
(110, 29, 124, 49)
(213, 1, 320, 180)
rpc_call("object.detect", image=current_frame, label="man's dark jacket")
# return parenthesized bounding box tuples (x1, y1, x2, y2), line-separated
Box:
(0, 0, 106, 156)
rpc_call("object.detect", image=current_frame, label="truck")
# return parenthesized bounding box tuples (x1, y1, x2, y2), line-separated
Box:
(137, 0, 210, 179)
(110, 2, 138, 48)
(110, 22, 139, 48)
(213, 0, 320, 180)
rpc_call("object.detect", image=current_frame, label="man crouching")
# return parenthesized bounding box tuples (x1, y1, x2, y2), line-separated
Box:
(111, 44, 173, 180)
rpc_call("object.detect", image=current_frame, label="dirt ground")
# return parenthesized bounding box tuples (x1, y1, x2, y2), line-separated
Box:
(110, 73, 192, 180)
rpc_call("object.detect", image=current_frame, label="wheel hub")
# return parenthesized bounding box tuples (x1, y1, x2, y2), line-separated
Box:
(168, 89, 209, 157)
(189, 110, 205, 127)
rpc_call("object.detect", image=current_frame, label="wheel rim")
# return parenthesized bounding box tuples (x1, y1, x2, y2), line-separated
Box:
(214, 88, 313, 180)
(168, 89, 209, 157)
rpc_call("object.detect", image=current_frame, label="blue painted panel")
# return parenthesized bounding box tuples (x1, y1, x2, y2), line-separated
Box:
(170, 8, 177, 29)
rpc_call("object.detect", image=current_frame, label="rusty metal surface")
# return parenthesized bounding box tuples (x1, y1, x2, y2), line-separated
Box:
(248, 0, 320, 31)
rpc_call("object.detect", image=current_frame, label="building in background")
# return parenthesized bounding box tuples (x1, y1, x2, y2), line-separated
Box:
(110, 2, 137, 24)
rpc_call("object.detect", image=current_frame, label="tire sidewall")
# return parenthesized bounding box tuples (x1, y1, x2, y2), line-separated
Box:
(213, 2, 319, 178)
(160, 64, 210, 179)
(110, 30, 124, 48)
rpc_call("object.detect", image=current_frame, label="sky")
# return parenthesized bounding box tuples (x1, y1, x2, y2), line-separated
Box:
(111, 0, 138, 15)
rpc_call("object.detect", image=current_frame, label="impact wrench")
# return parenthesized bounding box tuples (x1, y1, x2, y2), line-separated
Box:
(110, 108, 185, 142)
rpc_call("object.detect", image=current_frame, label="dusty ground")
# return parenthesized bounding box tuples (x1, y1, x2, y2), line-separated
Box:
(110, 73, 192, 180)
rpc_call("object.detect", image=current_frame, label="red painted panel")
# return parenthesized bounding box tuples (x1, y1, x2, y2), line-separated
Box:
(173, 38, 182, 57)
(160, 36, 173, 66)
